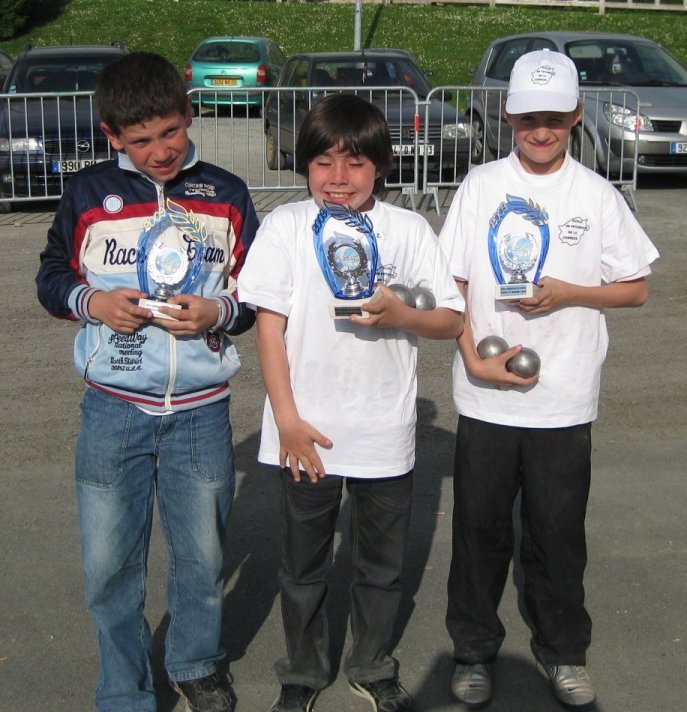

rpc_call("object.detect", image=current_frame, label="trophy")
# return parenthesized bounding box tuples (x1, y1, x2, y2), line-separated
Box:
(137, 200, 207, 319)
(312, 202, 380, 319)
(488, 194, 550, 301)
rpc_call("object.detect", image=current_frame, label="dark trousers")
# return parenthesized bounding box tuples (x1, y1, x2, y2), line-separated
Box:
(275, 469, 413, 689)
(446, 416, 593, 666)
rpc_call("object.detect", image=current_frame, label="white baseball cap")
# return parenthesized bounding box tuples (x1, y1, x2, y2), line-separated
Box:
(505, 49, 579, 114)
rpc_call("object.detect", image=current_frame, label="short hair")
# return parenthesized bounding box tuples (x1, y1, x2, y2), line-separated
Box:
(296, 93, 394, 196)
(96, 52, 188, 135)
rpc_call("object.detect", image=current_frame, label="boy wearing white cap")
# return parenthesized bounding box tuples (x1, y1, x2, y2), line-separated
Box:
(439, 50, 659, 709)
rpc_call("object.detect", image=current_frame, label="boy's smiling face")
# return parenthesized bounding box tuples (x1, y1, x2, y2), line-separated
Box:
(505, 107, 582, 175)
(307, 144, 380, 212)
(100, 104, 192, 184)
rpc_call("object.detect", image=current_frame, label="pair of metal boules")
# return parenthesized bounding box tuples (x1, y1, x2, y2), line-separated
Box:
(476, 335, 541, 378)
(388, 284, 436, 310)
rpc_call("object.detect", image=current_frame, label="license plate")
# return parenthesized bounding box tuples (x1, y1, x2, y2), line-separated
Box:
(211, 78, 239, 86)
(670, 142, 687, 154)
(393, 144, 435, 157)
(52, 159, 102, 173)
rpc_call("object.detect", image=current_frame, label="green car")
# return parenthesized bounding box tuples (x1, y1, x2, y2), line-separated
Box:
(184, 36, 286, 113)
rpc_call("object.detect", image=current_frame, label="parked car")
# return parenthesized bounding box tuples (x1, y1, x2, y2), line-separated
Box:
(0, 49, 12, 87)
(184, 36, 286, 113)
(263, 49, 471, 177)
(0, 44, 128, 207)
(468, 31, 687, 175)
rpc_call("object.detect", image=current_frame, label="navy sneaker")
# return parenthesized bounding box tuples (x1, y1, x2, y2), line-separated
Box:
(270, 684, 319, 712)
(172, 672, 236, 712)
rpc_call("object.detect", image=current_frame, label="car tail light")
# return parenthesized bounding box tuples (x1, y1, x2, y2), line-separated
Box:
(257, 64, 268, 84)
(184, 64, 192, 81)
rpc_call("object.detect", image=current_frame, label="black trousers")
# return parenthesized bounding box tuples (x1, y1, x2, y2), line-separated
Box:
(274, 469, 413, 689)
(446, 416, 593, 666)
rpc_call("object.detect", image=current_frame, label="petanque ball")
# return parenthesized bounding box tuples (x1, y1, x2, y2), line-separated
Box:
(477, 335, 509, 359)
(410, 286, 436, 310)
(506, 347, 541, 378)
(388, 283, 416, 307)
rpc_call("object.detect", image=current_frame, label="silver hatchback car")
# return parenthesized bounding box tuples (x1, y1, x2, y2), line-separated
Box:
(468, 31, 687, 176)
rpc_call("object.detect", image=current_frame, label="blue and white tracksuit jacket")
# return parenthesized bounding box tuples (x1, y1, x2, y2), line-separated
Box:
(36, 146, 259, 413)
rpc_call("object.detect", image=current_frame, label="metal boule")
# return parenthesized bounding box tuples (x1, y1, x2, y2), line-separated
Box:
(410, 286, 436, 310)
(388, 283, 416, 307)
(477, 335, 509, 359)
(506, 347, 541, 377)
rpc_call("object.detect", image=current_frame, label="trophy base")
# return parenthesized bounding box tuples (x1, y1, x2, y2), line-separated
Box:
(138, 298, 183, 321)
(495, 282, 540, 301)
(328, 287, 381, 319)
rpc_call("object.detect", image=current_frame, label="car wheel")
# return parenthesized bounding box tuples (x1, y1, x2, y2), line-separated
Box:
(469, 111, 492, 165)
(572, 128, 598, 172)
(265, 126, 286, 170)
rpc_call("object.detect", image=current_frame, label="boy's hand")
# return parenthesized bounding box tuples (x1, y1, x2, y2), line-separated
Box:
(89, 288, 152, 333)
(153, 294, 219, 336)
(278, 416, 333, 483)
(516, 276, 571, 314)
(469, 344, 539, 388)
(350, 283, 413, 329)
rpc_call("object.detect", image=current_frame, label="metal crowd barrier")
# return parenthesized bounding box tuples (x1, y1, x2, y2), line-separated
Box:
(0, 86, 639, 213)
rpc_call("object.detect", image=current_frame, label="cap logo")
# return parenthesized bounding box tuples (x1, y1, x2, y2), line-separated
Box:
(530, 65, 556, 86)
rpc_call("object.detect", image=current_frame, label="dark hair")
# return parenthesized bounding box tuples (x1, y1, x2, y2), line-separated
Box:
(95, 51, 188, 135)
(295, 93, 394, 196)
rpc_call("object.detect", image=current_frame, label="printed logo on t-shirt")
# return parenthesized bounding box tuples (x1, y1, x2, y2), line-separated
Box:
(558, 217, 590, 246)
(376, 263, 397, 283)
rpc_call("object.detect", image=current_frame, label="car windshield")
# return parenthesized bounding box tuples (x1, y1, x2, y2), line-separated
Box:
(566, 39, 687, 87)
(8, 55, 115, 93)
(313, 58, 432, 96)
(194, 42, 260, 64)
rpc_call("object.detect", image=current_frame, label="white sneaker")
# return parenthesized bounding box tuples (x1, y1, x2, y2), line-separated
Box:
(450, 663, 492, 709)
(542, 664, 596, 709)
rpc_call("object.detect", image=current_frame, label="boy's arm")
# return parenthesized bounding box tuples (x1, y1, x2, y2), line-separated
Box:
(256, 307, 332, 483)
(517, 276, 648, 314)
(456, 281, 538, 388)
(36, 186, 150, 331)
(351, 283, 464, 339)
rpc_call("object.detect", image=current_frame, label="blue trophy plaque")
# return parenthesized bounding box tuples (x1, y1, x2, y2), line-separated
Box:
(137, 200, 207, 319)
(313, 202, 380, 319)
(488, 194, 550, 301)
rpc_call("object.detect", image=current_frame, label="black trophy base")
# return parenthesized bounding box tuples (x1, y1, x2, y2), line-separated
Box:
(138, 298, 183, 321)
(328, 287, 381, 319)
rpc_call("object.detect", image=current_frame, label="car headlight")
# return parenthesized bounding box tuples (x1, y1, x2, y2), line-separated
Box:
(603, 103, 653, 132)
(441, 122, 472, 140)
(0, 137, 43, 152)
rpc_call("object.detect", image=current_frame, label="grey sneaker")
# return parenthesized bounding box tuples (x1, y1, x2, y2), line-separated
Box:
(270, 684, 319, 712)
(171, 672, 236, 712)
(450, 663, 492, 709)
(349, 677, 413, 711)
(543, 665, 596, 709)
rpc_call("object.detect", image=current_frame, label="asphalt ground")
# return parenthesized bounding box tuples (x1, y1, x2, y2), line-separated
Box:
(0, 177, 685, 711)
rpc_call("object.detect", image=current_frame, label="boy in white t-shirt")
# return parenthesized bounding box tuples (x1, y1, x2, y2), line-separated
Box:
(238, 93, 464, 712)
(439, 50, 659, 710)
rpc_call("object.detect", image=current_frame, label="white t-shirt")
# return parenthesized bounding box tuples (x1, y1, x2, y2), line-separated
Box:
(239, 198, 464, 477)
(439, 151, 659, 428)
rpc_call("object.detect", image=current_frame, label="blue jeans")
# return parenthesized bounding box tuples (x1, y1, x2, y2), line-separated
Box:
(75, 388, 235, 712)
(275, 470, 413, 690)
